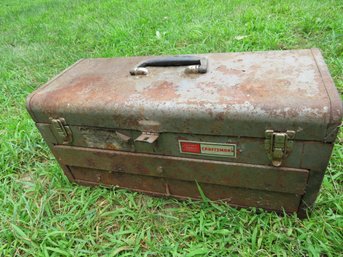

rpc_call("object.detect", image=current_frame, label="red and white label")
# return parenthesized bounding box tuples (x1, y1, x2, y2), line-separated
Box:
(179, 140, 236, 158)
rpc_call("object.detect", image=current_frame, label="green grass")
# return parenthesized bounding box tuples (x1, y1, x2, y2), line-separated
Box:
(0, 0, 342, 256)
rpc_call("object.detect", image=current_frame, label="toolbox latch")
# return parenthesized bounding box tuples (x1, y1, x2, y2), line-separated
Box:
(135, 132, 159, 144)
(50, 118, 73, 145)
(265, 130, 295, 167)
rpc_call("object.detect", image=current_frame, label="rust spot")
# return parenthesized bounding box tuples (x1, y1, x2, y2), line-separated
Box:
(195, 82, 219, 97)
(269, 107, 301, 118)
(138, 119, 161, 132)
(106, 144, 118, 150)
(112, 114, 140, 127)
(216, 65, 244, 75)
(275, 79, 291, 87)
(35, 74, 138, 113)
(185, 100, 208, 106)
(215, 112, 225, 121)
(143, 81, 180, 101)
(217, 78, 313, 107)
(206, 108, 214, 117)
(86, 158, 96, 167)
(237, 82, 269, 98)
(37, 75, 104, 110)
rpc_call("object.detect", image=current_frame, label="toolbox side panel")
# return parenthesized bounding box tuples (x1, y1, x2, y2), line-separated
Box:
(35, 123, 75, 182)
(311, 48, 343, 142)
(301, 142, 334, 170)
(297, 169, 326, 218)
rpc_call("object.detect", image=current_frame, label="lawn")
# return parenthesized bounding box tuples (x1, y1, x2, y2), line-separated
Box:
(0, 0, 342, 256)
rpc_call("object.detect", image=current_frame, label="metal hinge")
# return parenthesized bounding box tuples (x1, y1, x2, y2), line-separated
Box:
(265, 130, 295, 167)
(50, 118, 73, 144)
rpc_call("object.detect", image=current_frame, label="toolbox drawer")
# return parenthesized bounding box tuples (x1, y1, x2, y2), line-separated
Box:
(54, 145, 309, 212)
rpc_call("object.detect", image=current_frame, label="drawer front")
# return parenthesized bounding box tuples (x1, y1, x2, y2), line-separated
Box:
(53, 146, 309, 212)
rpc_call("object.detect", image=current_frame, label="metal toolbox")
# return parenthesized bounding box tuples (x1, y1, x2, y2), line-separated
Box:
(26, 49, 342, 217)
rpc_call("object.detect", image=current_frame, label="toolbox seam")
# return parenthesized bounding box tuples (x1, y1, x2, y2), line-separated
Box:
(310, 48, 334, 140)
(35, 122, 329, 143)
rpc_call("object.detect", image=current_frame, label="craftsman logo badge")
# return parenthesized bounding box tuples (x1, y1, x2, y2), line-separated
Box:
(179, 140, 236, 158)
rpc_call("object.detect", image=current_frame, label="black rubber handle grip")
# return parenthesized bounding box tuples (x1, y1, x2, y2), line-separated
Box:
(130, 56, 208, 75)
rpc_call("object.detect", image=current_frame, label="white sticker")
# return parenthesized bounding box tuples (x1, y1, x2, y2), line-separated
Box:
(179, 140, 236, 158)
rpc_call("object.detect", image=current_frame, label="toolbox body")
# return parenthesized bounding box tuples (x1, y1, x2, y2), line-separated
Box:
(26, 49, 342, 217)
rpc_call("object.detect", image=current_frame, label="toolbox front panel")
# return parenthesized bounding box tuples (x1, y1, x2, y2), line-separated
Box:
(35, 122, 334, 215)
(36, 123, 334, 171)
(72, 125, 304, 168)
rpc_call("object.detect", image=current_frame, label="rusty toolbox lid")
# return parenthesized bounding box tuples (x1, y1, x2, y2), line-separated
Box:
(27, 49, 342, 142)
